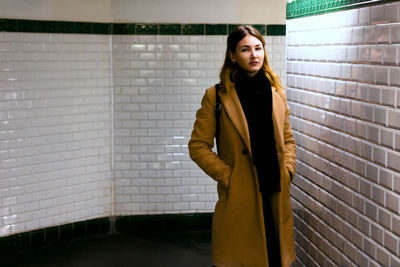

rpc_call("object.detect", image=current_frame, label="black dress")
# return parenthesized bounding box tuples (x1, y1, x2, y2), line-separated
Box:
(235, 70, 282, 267)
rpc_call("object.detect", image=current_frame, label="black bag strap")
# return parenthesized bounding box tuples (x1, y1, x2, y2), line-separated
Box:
(214, 84, 221, 154)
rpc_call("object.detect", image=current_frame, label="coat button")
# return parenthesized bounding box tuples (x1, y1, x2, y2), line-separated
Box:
(242, 149, 248, 155)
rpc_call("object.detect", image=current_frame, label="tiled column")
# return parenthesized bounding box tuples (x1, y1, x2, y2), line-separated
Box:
(286, 2, 400, 266)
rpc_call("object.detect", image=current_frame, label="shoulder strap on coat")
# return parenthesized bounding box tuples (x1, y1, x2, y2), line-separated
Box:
(214, 84, 221, 155)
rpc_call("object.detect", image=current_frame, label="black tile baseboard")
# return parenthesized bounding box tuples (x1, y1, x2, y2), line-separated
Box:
(0, 213, 213, 255)
(115, 213, 213, 233)
(0, 217, 110, 256)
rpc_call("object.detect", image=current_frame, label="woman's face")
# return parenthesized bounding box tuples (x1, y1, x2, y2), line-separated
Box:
(230, 35, 264, 77)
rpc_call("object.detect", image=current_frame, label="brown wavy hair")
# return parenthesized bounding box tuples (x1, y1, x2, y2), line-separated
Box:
(219, 25, 283, 92)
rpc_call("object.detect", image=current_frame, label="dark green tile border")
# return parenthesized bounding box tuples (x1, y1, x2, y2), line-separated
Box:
(0, 213, 212, 256)
(112, 23, 135, 34)
(0, 19, 284, 36)
(0, 19, 112, 34)
(225, 24, 270, 36)
(136, 23, 158, 35)
(267, 25, 286, 36)
(205, 24, 228, 35)
(182, 24, 205, 35)
(159, 24, 181, 35)
(252, 25, 267, 36)
(287, 0, 399, 19)
(0, 217, 110, 256)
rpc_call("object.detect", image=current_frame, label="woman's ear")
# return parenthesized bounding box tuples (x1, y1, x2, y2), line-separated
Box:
(229, 51, 236, 63)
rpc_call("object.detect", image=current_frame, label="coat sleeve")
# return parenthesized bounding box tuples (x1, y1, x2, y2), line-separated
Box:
(188, 87, 232, 188)
(280, 89, 296, 181)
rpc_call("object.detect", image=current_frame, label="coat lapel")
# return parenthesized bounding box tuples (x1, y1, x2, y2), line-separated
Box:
(219, 88, 251, 152)
(220, 86, 286, 155)
(271, 87, 285, 154)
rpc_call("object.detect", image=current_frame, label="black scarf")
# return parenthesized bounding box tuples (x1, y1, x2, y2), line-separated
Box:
(235, 70, 281, 193)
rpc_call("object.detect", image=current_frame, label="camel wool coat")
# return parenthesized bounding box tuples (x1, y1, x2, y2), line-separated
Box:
(188, 84, 296, 267)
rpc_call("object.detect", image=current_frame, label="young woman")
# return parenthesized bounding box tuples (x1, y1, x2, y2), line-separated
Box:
(188, 26, 297, 267)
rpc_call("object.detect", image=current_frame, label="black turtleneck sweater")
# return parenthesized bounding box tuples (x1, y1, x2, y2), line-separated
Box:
(235, 70, 281, 193)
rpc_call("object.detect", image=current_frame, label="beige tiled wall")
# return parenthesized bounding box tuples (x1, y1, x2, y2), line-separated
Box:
(287, 3, 400, 266)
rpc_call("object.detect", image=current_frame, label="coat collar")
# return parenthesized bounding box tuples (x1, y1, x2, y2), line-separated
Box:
(219, 86, 283, 154)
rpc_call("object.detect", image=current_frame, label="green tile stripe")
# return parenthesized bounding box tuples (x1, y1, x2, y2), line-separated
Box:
(267, 25, 286, 36)
(287, 0, 398, 19)
(0, 19, 284, 36)
(0, 19, 112, 34)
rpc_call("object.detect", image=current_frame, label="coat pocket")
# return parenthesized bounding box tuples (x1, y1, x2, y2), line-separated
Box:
(219, 164, 232, 190)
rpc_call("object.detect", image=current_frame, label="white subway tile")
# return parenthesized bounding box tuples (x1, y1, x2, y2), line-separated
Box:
(377, 25, 390, 44)
(371, 5, 385, 25)
(341, 28, 353, 44)
(386, 191, 399, 213)
(364, 26, 376, 44)
(372, 146, 386, 165)
(156, 52, 172, 61)
(370, 46, 383, 63)
(376, 66, 389, 85)
(390, 67, 400, 86)
(387, 150, 400, 172)
(374, 106, 387, 125)
(156, 203, 172, 211)
(385, 3, 400, 23)
(172, 36, 189, 43)
(352, 27, 364, 44)
(190, 53, 205, 61)
(391, 24, 400, 43)
(397, 88, 400, 108)
(383, 46, 397, 65)
(383, 231, 398, 255)
(359, 7, 371, 26)
(155, 36, 172, 44)
(146, 44, 164, 52)
(358, 46, 370, 62)
(388, 109, 400, 129)
(138, 36, 155, 43)
(347, 46, 358, 62)
(138, 53, 156, 60)
(130, 44, 146, 52)
(381, 87, 396, 107)
(341, 64, 352, 79)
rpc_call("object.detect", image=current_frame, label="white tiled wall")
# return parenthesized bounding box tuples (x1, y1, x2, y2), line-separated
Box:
(0, 30, 286, 235)
(287, 3, 400, 267)
(0, 32, 112, 236)
(112, 34, 286, 215)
